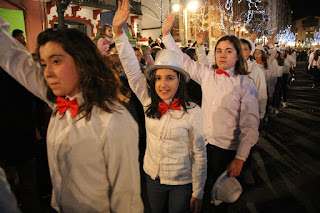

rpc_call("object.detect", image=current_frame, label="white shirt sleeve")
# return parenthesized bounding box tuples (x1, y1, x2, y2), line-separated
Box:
(188, 106, 207, 199)
(0, 18, 51, 107)
(195, 45, 210, 66)
(104, 111, 144, 213)
(237, 77, 260, 159)
(115, 32, 151, 107)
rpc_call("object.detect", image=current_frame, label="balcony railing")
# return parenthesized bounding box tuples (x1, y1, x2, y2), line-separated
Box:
(71, 0, 141, 15)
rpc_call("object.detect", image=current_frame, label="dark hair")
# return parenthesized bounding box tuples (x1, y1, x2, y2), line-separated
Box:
(185, 48, 196, 61)
(254, 49, 269, 69)
(275, 51, 284, 66)
(314, 49, 320, 61)
(109, 42, 116, 50)
(99, 24, 112, 38)
(12, 29, 23, 38)
(214, 35, 248, 75)
(145, 70, 191, 119)
(240, 38, 252, 51)
(36, 28, 123, 120)
(133, 46, 143, 55)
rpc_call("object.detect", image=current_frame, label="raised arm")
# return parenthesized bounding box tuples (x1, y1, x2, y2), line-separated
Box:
(0, 18, 50, 107)
(161, 12, 213, 85)
(113, 0, 150, 106)
(195, 32, 210, 67)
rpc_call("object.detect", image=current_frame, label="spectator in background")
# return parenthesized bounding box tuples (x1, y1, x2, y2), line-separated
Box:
(12, 29, 26, 47)
(133, 46, 147, 72)
(151, 46, 162, 61)
(97, 24, 114, 56)
(141, 44, 154, 67)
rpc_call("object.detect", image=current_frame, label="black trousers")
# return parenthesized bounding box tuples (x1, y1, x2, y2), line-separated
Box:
(201, 144, 237, 213)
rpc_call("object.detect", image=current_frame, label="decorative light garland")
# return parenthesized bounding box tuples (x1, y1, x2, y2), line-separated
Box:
(276, 25, 297, 45)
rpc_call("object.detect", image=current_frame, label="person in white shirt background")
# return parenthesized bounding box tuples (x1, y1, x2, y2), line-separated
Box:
(239, 38, 268, 127)
(280, 46, 295, 107)
(309, 48, 320, 88)
(253, 45, 277, 115)
(0, 18, 143, 213)
(113, 1, 207, 212)
(273, 48, 286, 115)
(160, 11, 259, 213)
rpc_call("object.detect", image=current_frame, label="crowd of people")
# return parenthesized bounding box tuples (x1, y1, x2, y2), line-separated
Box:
(0, 0, 319, 212)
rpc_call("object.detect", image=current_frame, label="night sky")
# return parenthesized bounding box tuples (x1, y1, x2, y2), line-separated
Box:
(288, 0, 319, 20)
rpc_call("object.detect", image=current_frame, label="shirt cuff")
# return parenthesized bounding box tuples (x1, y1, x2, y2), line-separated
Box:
(235, 155, 246, 162)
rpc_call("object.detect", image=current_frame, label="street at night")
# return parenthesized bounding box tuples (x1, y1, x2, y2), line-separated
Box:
(226, 61, 320, 213)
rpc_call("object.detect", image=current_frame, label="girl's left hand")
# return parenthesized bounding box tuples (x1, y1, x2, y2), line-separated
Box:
(227, 158, 244, 177)
(113, 0, 130, 35)
(190, 197, 202, 213)
(161, 11, 175, 36)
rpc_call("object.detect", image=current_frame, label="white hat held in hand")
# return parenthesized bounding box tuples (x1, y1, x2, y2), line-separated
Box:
(144, 49, 190, 83)
(211, 170, 243, 206)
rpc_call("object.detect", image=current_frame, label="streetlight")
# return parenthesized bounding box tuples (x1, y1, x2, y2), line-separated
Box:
(172, 0, 199, 46)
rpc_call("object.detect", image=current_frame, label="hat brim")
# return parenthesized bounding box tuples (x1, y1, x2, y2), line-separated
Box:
(240, 37, 255, 55)
(144, 65, 190, 83)
(211, 170, 229, 206)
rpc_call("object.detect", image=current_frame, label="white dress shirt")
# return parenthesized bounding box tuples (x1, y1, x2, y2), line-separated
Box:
(115, 32, 207, 199)
(247, 59, 268, 119)
(257, 63, 277, 98)
(162, 34, 259, 161)
(0, 18, 143, 213)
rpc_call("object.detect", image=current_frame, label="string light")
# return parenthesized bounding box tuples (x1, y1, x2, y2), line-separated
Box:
(276, 25, 297, 45)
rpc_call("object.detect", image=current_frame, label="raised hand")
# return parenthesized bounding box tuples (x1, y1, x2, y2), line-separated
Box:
(113, 0, 130, 36)
(196, 31, 205, 47)
(161, 11, 175, 36)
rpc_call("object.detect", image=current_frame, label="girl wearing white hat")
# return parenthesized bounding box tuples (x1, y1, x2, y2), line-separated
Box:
(113, 1, 207, 213)
(253, 45, 278, 114)
(240, 38, 268, 125)
(161, 12, 259, 212)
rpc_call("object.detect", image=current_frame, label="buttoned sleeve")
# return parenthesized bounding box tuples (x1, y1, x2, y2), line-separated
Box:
(237, 76, 259, 159)
(115, 32, 150, 106)
(188, 106, 207, 199)
(162, 34, 212, 85)
(0, 18, 51, 108)
(103, 109, 143, 213)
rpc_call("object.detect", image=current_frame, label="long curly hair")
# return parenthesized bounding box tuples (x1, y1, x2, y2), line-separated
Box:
(36, 28, 123, 120)
(213, 35, 248, 75)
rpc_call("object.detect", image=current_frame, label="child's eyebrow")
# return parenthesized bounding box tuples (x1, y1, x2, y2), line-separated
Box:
(40, 54, 64, 62)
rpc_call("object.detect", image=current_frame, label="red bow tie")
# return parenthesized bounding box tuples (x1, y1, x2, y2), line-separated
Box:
(257, 61, 263, 65)
(56, 96, 79, 118)
(158, 98, 182, 116)
(216, 68, 230, 77)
